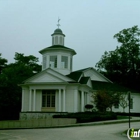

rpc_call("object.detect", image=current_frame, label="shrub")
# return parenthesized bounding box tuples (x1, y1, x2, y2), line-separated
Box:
(53, 112, 117, 123)
(115, 112, 140, 117)
(85, 104, 93, 111)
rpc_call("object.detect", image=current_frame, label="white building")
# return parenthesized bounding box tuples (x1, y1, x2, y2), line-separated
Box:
(20, 26, 140, 120)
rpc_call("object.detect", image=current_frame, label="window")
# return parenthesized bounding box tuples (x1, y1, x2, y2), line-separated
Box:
(43, 56, 46, 69)
(42, 90, 55, 107)
(50, 56, 57, 68)
(60, 36, 62, 45)
(52, 37, 54, 45)
(55, 36, 58, 44)
(61, 56, 68, 68)
(70, 57, 72, 70)
(130, 98, 133, 109)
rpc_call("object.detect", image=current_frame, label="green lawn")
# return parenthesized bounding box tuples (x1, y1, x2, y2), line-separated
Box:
(117, 115, 131, 120)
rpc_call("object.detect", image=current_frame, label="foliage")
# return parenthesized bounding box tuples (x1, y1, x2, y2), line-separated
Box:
(85, 104, 93, 111)
(0, 52, 41, 120)
(14, 52, 41, 73)
(53, 112, 117, 123)
(119, 93, 128, 112)
(91, 90, 120, 112)
(96, 26, 140, 90)
(0, 53, 7, 74)
(116, 112, 140, 117)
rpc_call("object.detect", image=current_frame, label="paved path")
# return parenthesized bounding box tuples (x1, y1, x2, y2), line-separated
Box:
(0, 122, 140, 140)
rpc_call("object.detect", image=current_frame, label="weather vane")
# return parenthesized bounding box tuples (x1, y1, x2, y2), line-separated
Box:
(57, 17, 61, 28)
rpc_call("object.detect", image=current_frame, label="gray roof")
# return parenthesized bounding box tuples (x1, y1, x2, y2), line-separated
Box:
(67, 67, 138, 93)
(39, 45, 76, 55)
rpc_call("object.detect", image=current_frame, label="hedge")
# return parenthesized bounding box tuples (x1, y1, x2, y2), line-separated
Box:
(53, 112, 117, 123)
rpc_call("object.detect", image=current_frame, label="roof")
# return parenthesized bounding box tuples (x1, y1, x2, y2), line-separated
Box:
(66, 71, 83, 82)
(39, 45, 76, 55)
(67, 67, 138, 92)
(72, 67, 113, 83)
(73, 67, 91, 72)
(79, 77, 90, 84)
(92, 80, 137, 92)
(51, 28, 65, 36)
(54, 28, 63, 34)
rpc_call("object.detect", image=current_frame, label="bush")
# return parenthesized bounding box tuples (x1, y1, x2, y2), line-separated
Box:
(85, 104, 93, 111)
(115, 112, 140, 117)
(53, 112, 117, 123)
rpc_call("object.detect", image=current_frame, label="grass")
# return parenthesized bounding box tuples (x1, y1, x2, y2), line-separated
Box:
(117, 115, 132, 120)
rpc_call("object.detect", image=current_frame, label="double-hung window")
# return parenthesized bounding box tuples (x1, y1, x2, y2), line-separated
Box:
(61, 56, 68, 68)
(50, 56, 57, 68)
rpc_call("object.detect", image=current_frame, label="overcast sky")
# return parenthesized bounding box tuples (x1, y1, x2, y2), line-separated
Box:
(0, 0, 140, 71)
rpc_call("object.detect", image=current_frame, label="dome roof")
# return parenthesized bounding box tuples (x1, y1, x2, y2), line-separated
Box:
(51, 28, 65, 36)
(54, 28, 63, 34)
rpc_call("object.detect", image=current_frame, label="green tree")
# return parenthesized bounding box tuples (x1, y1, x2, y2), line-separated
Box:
(96, 26, 140, 90)
(119, 93, 128, 112)
(14, 52, 41, 73)
(0, 53, 41, 120)
(0, 53, 7, 74)
(91, 90, 120, 112)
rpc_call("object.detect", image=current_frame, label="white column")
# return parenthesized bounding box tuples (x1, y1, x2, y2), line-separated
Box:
(68, 56, 70, 69)
(74, 90, 78, 112)
(55, 90, 58, 111)
(81, 91, 84, 112)
(63, 89, 66, 112)
(85, 92, 87, 105)
(29, 89, 32, 111)
(21, 89, 24, 112)
(33, 89, 36, 111)
(59, 89, 61, 112)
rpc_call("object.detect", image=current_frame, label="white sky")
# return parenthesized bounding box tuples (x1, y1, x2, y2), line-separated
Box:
(0, 0, 140, 70)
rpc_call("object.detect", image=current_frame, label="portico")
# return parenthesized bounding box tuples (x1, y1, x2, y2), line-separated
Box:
(21, 87, 67, 112)
(21, 81, 90, 113)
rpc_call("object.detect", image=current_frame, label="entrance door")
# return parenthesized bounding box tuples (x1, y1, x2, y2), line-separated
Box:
(42, 90, 55, 112)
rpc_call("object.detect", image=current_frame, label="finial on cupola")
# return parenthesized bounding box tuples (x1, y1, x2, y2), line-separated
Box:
(57, 17, 61, 29)
(51, 17, 65, 46)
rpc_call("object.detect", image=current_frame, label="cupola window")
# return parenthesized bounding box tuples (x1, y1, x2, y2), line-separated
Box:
(52, 37, 55, 45)
(60, 36, 62, 45)
(43, 56, 46, 70)
(50, 56, 57, 68)
(61, 56, 68, 68)
(55, 36, 58, 44)
(70, 57, 72, 70)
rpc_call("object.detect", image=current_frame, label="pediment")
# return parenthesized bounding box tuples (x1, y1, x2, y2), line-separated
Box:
(23, 68, 74, 83)
(83, 68, 112, 83)
(70, 67, 112, 83)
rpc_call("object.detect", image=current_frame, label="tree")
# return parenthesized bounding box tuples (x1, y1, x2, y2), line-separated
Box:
(0, 53, 7, 74)
(91, 90, 120, 112)
(0, 53, 41, 120)
(119, 93, 128, 112)
(14, 52, 41, 73)
(96, 26, 140, 90)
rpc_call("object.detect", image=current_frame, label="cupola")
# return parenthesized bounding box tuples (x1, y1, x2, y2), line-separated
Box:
(51, 20, 65, 46)
(39, 19, 76, 75)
